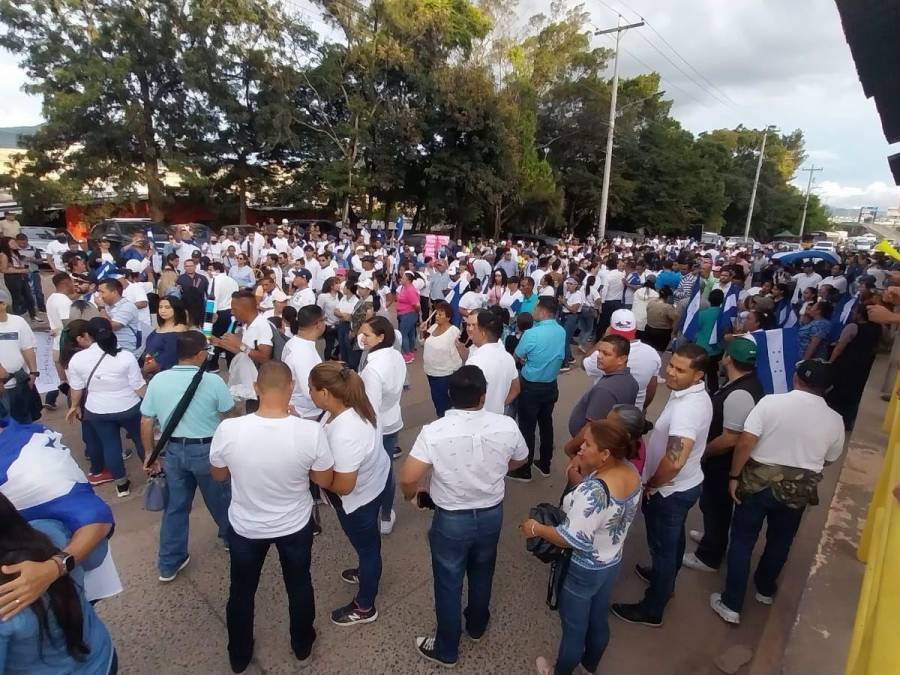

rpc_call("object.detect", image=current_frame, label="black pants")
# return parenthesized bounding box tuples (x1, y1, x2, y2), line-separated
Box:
(211, 309, 234, 367)
(323, 325, 338, 360)
(516, 378, 559, 469)
(705, 353, 724, 394)
(226, 520, 316, 664)
(4, 273, 34, 318)
(696, 453, 733, 569)
(597, 300, 623, 337)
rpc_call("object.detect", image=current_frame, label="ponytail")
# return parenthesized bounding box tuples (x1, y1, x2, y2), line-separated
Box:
(310, 362, 377, 427)
(86, 317, 120, 356)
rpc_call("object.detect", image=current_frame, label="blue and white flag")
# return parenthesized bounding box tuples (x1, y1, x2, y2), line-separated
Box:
(775, 298, 798, 328)
(395, 214, 405, 240)
(677, 277, 702, 341)
(445, 277, 468, 327)
(750, 327, 800, 395)
(829, 294, 857, 342)
(710, 284, 741, 347)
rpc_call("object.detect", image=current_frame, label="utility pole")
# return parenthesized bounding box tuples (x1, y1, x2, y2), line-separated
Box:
(743, 129, 768, 241)
(595, 17, 644, 242)
(798, 165, 823, 238)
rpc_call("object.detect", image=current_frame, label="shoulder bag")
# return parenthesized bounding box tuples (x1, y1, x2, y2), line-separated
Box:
(79, 352, 108, 413)
(144, 358, 209, 470)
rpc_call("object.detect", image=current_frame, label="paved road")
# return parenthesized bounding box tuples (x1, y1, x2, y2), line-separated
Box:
(37, 346, 876, 674)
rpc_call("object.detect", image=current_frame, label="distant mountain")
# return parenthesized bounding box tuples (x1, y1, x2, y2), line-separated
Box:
(0, 125, 39, 149)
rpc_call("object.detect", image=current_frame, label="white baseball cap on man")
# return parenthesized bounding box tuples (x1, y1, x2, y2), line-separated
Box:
(608, 309, 637, 340)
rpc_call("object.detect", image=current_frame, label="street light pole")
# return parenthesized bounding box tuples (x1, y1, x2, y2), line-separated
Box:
(798, 165, 823, 239)
(595, 18, 644, 243)
(743, 129, 768, 241)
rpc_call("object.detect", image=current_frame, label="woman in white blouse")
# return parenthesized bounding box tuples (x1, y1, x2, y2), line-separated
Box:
(317, 276, 341, 359)
(422, 300, 464, 417)
(66, 317, 147, 498)
(520, 420, 642, 675)
(334, 281, 360, 363)
(358, 316, 407, 535)
(631, 278, 660, 335)
(310, 361, 391, 626)
(498, 276, 523, 313)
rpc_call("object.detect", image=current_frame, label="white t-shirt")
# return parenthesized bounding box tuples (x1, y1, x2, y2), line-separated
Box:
(67, 343, 143, 413)
(424, 324, 462, 377)
(317, 293, 340, 326)
(241, 313, 273, 352)
(123, 282, 151, 327)
(791, 272, 823, 303)
(410, 409, 528, 510)
(820, 275, 848, 295)
(583, 339, 661, 409)
(539, 285, 555, 297)
(289, 287, 316, 311)
(642, 382, 713, 497)
(210, 273, 239, 312)
(459, 291, 484, 312)
(45, 240, 69, 270)
(472, 258, 492, 282)
(604, 269, 626, 302)
(283, 336, 322, 419)
(360, 347, 406, 434)
(466, 341, 517, 415)
(743, 390, 844, 472)
(498, 288, 523, 311)
(562, 289, 585, 314)
(323, 408, 390, 514)
(0, 314, 35, 389)
(46, 292, 73, 338)
(337, 294, 359, 319)
(210, 415, 334, 538)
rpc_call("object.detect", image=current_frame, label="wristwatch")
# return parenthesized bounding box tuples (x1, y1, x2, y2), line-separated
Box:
(52, 552, 75, 576)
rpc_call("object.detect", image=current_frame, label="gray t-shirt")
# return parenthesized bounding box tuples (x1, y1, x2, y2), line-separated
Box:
(722, 389, 758, 432)
(567, 369, 639, 437)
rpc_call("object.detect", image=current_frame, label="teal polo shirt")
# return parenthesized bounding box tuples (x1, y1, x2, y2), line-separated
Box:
(515, 319, 566, 382)
(140, 366, 234, 438)
(515, 292, 539, 316)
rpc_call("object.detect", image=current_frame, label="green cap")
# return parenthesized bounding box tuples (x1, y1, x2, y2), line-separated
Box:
(726, 336, 757, 365)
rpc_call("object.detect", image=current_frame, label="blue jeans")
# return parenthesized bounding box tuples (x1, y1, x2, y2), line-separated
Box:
(429, 503, 503, 662)
(721, 487, 805, 613)
(337, 321, 352, 363)
(379, 431, 398, 520)
(28, 270, 45, 312)
(83, 419, 104, 475)
(556, 561, 621, 675)
(640, 484, 702, 618)
(226, 520, 316, 664)
(427, 375, 451, 417)
(334, 490, 385, 609)
(158, 439, 231, 576)
(559, 313, 578, 363)
(84, 403, 145, 482)
(398, 311, 417, 354)
(576, 309, 596, 347)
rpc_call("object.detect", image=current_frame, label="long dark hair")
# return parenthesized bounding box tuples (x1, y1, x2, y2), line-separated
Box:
(157, 295, 188, 328)
(0, 493, 90, 660)
(60, 319, 91, 369)
(364, 316, 395, 353)
(87, 317, 119, 356)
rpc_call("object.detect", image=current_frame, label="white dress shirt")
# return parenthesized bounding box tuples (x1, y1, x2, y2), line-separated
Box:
(360, 346, 406, 434)
(466, 341, 518, 414)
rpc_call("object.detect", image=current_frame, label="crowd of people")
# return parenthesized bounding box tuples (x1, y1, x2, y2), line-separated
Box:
(0, 218, 895, 674)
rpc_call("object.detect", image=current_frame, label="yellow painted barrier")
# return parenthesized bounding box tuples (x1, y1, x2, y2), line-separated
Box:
(845, 383, 900, 675)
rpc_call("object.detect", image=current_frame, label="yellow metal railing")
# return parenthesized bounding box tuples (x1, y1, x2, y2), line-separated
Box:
(845, 374, 900, 675)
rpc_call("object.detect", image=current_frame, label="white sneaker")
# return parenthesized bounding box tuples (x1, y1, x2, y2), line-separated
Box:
(755, 591, 774, 606)
(535, 656, 553, 675)
(380, 510, 396, 535)
(682, 552, 717, 573)
(689, 529, 704, 545)
(709, 592, 740, 625)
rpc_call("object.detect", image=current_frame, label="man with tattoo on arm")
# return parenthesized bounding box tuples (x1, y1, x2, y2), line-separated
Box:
(611, 344, 712, 627)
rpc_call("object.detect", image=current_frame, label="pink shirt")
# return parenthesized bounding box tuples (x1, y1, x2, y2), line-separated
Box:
(395, 284, 420, 316)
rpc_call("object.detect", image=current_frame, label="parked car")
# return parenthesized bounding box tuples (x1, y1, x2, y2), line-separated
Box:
(87, 219, 210, 258)
(19, 226, 78, 268)
(812, 240, 836, 253)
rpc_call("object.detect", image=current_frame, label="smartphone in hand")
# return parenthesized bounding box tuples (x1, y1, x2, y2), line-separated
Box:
(415, 490, 436, 510)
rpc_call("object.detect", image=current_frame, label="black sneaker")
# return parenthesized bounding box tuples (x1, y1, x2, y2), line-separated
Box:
(228, 641, 253, 674)
(634, 563, 652, 584)
(610, 602, 663, 627)
(331, 601, 378, 626)
(115, 480, 131, 498)
(506, 466, 532, 483)
(533, 461, 551, 478)
(415, 636, 457, 668)
(341, 568, 360, 584)
(392, 446, 403, 459)
(311, 504, 322, 537)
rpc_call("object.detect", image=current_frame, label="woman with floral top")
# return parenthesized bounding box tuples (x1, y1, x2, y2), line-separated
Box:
(521, 420, 642, 675)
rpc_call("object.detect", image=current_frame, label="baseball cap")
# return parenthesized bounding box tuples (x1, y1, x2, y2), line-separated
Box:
(357, 278, 374, 290)
(726, 336, 757, 365)
(0, 289, 11, 306)
(294, 268, 312, 281)
(796, 359, 833, 390)
(608, 309, 636, 339)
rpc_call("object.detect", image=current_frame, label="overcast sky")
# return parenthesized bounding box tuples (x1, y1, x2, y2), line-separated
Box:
(2, 0, 898, 210)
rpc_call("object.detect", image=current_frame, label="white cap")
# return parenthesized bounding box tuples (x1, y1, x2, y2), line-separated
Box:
(357, 278, 374, 290)
(281, 218, 289, 225)
(608, 309, 637, 338)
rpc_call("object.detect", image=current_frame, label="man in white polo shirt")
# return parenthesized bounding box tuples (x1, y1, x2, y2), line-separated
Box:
(210, 362, 334, 673)
(710, 359, 844, 625)
(398, 366, 528, 668)
(283, 305, 325, 419)
(611, 343, 712, 627)
(584, 308, 660, 409)
(465, 308, 519, 415)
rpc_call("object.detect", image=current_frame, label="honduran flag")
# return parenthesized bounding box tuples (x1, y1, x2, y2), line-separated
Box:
(829, 294, 857, 342)
(0, 421, 114, 533)
(775, 298, 798, 328)
(678, 277, 703, 341)
(710, 284, 742, 347)
(445, 277, 468, 327)
(749, 327, 800, 395)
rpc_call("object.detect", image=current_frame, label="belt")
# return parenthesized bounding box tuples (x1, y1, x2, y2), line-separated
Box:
(169, 436, 213, 445)
(436, 502, 502, 515)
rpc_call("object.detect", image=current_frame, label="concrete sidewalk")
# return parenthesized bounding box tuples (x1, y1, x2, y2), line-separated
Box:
(39, 353, 882, 674)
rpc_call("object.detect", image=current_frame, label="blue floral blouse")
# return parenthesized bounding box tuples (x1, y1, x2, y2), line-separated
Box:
(557, 472, 642, 570)
(797, 318, 831, 359)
